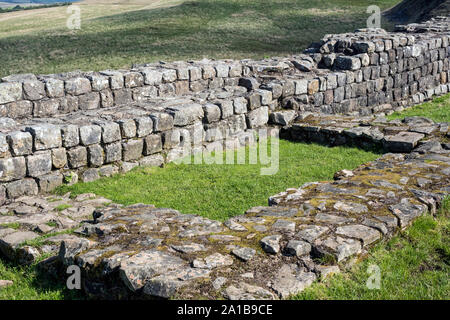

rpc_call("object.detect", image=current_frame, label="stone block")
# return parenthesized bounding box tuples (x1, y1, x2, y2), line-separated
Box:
(6, 178, 38, 198)
(26, 125, 62, 150)
(65, 77, 91, 95)
(135, 117, 153, 137)
(7, 131, 33, 156)
(26, 151, 52, 177)
(0, 82, 22, 104)
(78, 92, 100, 110)
(0, 157, 26, 182)
(88, 144, 104, 167)
(79, 125, 102, 146)
(67, 146, 87, 168)
(144, 134, 163, 155)
(61, 125, 79, 148)
(246, 106, 269, 128)
(45, 78, 65, 98)
(104, 142, 122, 163)
(33, 99, 59, 117)
(150, 112, 174, 132)
(98, 122, 121, 143)
(51, 147, 67, 169)
(167, 103, 203, 126)
(23, 81, 46, 100)
(0, 100, 33, 118)
(117, 119, 137, 138)
(122, 139, 144, 161)
(124, 72, 144, 88)
(37, 173, 63, 192)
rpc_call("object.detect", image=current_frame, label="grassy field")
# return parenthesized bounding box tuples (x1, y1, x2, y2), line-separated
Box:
(388, 93, 450, 123)
(295, 197, 450, 300)
(57, 139, 380, 221)
(0, 0, 399, 77)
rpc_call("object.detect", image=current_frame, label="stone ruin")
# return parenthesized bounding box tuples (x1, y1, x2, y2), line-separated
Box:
(0, 16, 449, 299)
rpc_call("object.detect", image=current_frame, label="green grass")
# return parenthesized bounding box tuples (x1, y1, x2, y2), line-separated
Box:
(56, 139, 380, 221)
(55, 204, 72, 212)
(387, 93, 450, 122)
(293, 198, 450, 300)
(0, 0, 399, 77)
(0, 258, 84, 300)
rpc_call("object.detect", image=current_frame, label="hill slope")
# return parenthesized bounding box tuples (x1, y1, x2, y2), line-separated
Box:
(384, 0, 450, 24)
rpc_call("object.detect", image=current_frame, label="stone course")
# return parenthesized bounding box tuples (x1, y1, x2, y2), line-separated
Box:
(0, 16, 449, 300)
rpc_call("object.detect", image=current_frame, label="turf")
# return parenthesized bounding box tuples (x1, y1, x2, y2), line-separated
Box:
(293, 197, 450, 300)
(387, 93, 450, 122)
(0, 0, 399, 77)
(56, 139, 380, 221)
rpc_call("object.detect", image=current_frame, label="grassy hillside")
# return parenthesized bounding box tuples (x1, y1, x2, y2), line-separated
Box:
(0, 0, 399, 77)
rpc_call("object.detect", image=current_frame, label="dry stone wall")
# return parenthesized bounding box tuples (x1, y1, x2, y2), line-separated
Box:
(2, 17, 450, 203)
(0, 16, 449, 300)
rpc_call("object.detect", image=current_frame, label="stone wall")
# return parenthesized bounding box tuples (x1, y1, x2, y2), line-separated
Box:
(1, 16, 450, 204)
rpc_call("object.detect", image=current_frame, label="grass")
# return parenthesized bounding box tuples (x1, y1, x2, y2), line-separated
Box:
(0, 257, 84, 300)
(0, 0, 399, 77)
(294, 198, 450, 300)
(56, 139, 381, 221)
(387, 93, 450, 122)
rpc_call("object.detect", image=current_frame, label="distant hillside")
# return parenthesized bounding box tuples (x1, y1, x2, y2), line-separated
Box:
(384, 0, 450, 24)
(1, 1, 71, 3)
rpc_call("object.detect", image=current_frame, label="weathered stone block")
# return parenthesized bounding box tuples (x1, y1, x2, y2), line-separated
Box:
(78, 92, 100, 110)
(124, 72, 144, 88)
(26, 125, 62, 150)
(59, 95, 79, 113)
(7, 131, 33, 156)
(233, 97, 248, 114)
(6, 178, 38, 198)
(37, 173, 63, 192)
(117, 119, 137, 138)
(141, 69, 163, 85)
(144, 134, 163, 155)
(23, 81, 46, 100)
(98, 122, 121, 143)
(167, 103, 203, 126)
(88, 144, 104, 167)
(51, 147, 67, 169)
(88, 75, 109, 92)
(33, 99, 59, 117)
(104, 142, 122, 163)
(335, 56, 361, 71)
(122, 139, 144, 161)
(0, 157, 26, 182)
(113, 89, 133, 105)
(65, 77, 91, 95)
(61, 125, 79, 148)
(135, 117, 153, 137)
(79, 125, 102, 146)
(246, 107, 269, 128)
(383, 131, 425, 153)
(0, 100, 33, 118)
(27, 151, 52, 177)
(67, 146, 87, 168)
(139, 154, 164, 167)
(150, 112, 174, 132)
(81, 168, 100, 183)
(162, 69, 177, 83)
(45, 78, 65, 98)
(0, 82, 22, 104)
(203, 103, 221, 123)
